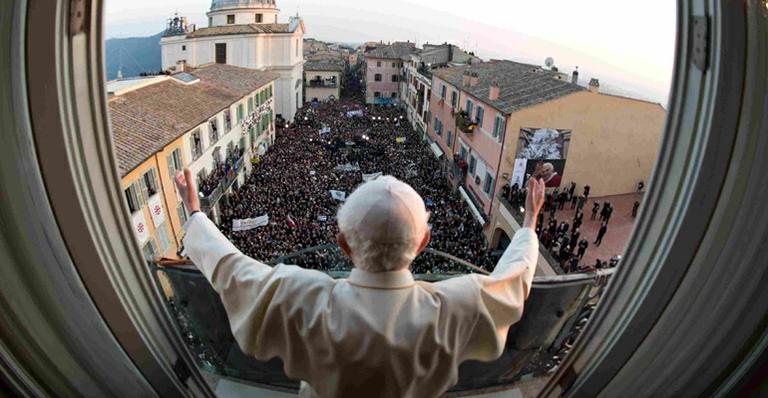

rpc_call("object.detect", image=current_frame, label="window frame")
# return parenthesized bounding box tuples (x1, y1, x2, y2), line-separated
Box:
(141, 168, 157, 198)
(208, 117, 219, 143)
(8, 2, 767, 398)
(482, 171, 494, 196)
(475, 105, 484, 127)
(226, 14, 235, 24)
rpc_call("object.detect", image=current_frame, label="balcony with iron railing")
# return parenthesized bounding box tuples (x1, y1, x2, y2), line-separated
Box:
(306, 78, 338, 88)
(151, 245, 614, 395)
(455, 110, 477, 134)
(451, 156, 468, 182)
(417, 65, 433, 79)
(199, 152, 246, 211)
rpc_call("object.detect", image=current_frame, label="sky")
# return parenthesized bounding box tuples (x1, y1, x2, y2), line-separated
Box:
(104, 0, 677, 104)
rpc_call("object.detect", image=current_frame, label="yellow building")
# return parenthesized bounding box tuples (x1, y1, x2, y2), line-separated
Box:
(109, 64, 278, 261)
(304, 60, 343, 102)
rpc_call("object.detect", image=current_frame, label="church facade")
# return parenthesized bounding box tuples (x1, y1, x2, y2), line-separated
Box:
(161, 0, 305, 121)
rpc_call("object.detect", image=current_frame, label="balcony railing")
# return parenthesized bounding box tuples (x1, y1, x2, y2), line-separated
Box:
(199, 153, 246, 211)
(151, 246, 614, 394)
(455, 110, 477, 134)
(417, 66, 432, 79)
(199, 184, 224, 210)
(307, 79, 338, 88)
(451, 158, 468, 181)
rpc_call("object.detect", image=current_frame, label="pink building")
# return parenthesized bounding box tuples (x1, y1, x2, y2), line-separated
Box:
(363, 42, 415, 104)
(427, 60, 583, 221)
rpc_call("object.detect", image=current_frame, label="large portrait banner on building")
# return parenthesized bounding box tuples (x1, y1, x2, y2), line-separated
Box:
(512, 127, 571, 188)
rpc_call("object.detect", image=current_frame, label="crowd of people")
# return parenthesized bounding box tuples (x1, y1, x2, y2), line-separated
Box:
(501, 181, 624, 273)
(216, 99, 495, 274)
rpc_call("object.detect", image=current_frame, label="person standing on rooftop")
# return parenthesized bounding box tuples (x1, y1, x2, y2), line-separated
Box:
(175, 170, 545, 397)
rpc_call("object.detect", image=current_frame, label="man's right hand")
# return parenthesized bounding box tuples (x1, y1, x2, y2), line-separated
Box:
(523, 177, 545, 229)
(175, 169, 201, 214)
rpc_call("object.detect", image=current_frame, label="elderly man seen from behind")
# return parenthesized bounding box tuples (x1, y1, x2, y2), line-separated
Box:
(176, 170, 545, 398)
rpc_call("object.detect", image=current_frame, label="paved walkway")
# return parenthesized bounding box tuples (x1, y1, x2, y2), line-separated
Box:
(548, 192, 645, 268)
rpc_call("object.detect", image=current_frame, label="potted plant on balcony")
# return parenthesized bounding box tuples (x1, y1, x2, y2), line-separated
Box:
(455, 110, 476, 134)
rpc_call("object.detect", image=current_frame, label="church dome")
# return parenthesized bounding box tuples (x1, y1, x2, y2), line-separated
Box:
(210, 0, 278, 11)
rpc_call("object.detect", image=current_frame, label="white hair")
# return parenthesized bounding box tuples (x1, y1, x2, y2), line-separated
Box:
(336, 225, 420, 272)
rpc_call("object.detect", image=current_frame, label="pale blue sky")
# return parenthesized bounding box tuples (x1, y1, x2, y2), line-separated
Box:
(105, 0, 676, 104)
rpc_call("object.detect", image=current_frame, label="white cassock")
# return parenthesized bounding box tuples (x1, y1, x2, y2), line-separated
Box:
(183, 213, 538, 398)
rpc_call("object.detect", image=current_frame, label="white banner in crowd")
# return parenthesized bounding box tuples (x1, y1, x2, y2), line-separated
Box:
(232, 215, 270, 232)
(147, 194, 165, 227)
(334, 163, 360, 172)
(317, 215, 328, 222)
(346, 110, 363, 118)
(330, 190, 347, 202)
(362, 172, 382, 182)
(132, 211, 149, 244)
(511, 158, 528, 188)
(319, 126, 331, 134)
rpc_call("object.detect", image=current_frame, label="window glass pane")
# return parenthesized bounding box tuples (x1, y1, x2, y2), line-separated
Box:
(157, 222, 171, 254)
(142, 240, 157, 262)
(177, 202, 188, 225)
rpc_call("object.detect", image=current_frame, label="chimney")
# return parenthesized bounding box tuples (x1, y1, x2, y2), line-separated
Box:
(462, 70, 471, 86)
(571, 66, 579, 85)
(469, 72, 479, 87)
(589, 78, 600, 93)
(176, 60, 186, 72)
(489, 81, 500, 101)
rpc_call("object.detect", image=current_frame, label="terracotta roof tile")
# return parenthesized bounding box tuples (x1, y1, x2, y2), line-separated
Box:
(109, 64, 278, 176)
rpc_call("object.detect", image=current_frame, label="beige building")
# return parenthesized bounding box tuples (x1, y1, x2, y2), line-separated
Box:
(109, 64, 278, 261)
(304, 60, 343, 102)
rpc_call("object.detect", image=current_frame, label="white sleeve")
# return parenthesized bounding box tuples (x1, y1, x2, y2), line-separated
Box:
(182, 212, 335, 371)
(459, 228, 539, 361)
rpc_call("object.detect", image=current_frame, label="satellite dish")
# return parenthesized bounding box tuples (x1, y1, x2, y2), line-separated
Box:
(545, 57, 555, 68)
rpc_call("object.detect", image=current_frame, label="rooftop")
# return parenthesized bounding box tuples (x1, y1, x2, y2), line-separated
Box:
(304, 59, 344, 72)
(106, 76, 168, 96)
(210, 0, 278, 11)
(434, 60, 585, 114)
(364, 42, 417, 60)
(186, 23, 291, 38)
(109, 64, 278, 177)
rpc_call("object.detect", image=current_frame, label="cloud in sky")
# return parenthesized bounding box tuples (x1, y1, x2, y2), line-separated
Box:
(104, 0, 676, 104)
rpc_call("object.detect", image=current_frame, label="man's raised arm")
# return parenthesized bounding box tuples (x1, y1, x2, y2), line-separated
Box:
(456, 178, 545, 362)
(174, 169, 331, 365)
